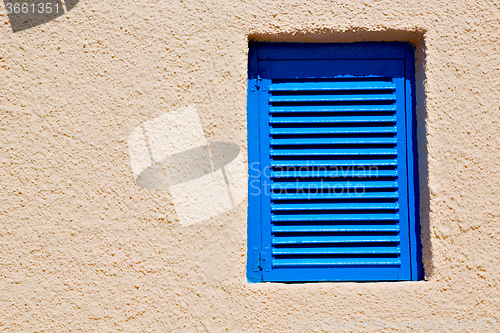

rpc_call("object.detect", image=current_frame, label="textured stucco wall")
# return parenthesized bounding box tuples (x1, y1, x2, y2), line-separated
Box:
(1, 0, 499, 332)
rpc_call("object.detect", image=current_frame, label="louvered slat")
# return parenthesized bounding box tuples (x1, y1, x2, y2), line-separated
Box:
(270, 105, 397, 113)
(271, 170, 398, 178)
(270, 148, 397, 156)
(270, 126, 397, 135)
(273, 235, 400, 245)
(273, 258, 401, 267)
(269, 93, 396, 103)
(271, 203, 398, 211)
(271, 192, 399, 200)
(271, 138, 398, 145)
(270, 115, 396, 124)
(269, 81, 396, 91)
(271, 180, 398, 189)
(271, 159, 398, 167)
(272, 213, 400, 222)
(272, 225, 399, 233)
(273, 246, 400, 255)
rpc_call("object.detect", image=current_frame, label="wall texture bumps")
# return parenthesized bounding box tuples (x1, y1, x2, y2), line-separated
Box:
(1, 0, 499, 332)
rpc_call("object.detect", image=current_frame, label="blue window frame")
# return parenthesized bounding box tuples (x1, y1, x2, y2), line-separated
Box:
(247, 42, 422, 282)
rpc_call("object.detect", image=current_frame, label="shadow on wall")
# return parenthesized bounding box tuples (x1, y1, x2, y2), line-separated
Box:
(4, 0, 79, 32)
(250, 29, 432, 279)
(128, 106, 247, 226)
(412, 32, 432, 281)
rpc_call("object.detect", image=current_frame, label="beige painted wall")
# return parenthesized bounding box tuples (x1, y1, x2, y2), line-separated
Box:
(1, 0, 499, 331)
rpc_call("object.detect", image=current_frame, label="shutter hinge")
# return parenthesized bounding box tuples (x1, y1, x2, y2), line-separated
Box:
(263, 247, 270, 272)
(253, 249, 270, 272)
(255, 251, 268, 271)
(260, 249, 271, 272)
(253, 249, 262, 272)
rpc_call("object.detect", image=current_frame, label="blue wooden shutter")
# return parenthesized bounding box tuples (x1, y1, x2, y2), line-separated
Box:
(247, 42, 421, 282)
